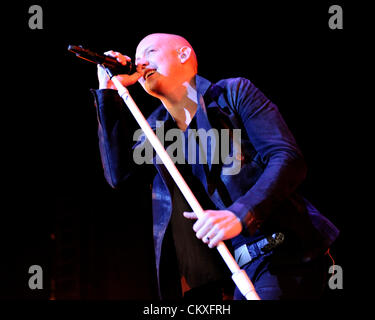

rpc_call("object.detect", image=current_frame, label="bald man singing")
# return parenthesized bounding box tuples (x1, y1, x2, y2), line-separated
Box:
(91, 33, 339, 300)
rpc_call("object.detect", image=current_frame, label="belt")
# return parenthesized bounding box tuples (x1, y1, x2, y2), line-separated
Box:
(234, 233, 285, 268)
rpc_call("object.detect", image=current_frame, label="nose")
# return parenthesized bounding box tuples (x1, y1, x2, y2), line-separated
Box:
(136, 57, 149, 70)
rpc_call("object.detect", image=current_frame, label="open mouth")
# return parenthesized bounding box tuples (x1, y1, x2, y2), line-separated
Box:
(144, 69, 157, 80)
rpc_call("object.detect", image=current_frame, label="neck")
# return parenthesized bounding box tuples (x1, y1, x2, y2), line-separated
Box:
(160, 77, 198, 131)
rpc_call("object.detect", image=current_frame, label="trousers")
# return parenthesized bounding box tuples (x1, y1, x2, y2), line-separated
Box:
(233, 250, 330, 300)
(181, 247, 331, 301)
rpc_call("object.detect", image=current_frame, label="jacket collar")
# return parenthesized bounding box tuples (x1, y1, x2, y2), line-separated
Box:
(148, 74, 214, 129)
(196, 74, 212, 97)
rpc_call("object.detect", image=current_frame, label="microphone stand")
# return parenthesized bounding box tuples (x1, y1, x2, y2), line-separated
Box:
(106, 68, 260, 300)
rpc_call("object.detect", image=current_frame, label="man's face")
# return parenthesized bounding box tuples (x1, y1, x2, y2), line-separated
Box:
(135, 34, 184, 97)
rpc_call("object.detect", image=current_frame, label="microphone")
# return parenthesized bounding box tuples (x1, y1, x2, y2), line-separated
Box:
(67, 45, 134, 77)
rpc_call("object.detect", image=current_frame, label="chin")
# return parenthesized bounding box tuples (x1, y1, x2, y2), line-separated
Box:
(145, 79, 165, 98)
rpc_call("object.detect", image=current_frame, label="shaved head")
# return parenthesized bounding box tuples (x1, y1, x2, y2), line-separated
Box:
(135, 33, 198, 97)
(136, 33, 197, 68)
(139, 33, 192, 50)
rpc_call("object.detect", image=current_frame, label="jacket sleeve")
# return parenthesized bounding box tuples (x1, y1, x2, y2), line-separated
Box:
(91, 88, 148, 189)
(226, 78, 307, 235)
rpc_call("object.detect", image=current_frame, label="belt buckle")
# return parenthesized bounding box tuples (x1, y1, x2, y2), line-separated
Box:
(234, 244, 252, 268)
(262, 232, 285, 252)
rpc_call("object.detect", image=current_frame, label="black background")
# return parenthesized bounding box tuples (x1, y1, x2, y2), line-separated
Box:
(2, 1, 351, 303)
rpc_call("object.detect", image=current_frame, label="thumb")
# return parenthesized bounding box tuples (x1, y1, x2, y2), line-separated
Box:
(183, 211, 198, 219)
(128, 71, 142, 82)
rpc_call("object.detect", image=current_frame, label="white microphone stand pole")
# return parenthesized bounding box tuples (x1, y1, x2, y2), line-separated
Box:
(109, 73, 260, 300)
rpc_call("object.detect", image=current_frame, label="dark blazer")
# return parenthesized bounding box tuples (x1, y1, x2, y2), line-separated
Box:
(91, 75, 339, 296)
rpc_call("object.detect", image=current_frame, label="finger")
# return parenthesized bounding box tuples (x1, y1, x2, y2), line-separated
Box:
(104, 51, 126, 64)
(114, 72, 142, 86)
(202, 224, 219, 244)
(183, 211, 198, 219)
(193, 212, 215, 232)
(195, 219, 216, 240)
(208, 229, 224, 248)
(104, 50, 116, 57)
(128, 72, 142, 82)
(115, 55, 128, 66)
(116, 55, 132, 66)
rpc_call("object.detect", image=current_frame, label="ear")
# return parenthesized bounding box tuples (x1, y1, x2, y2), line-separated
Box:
(178, 46, 192, 64)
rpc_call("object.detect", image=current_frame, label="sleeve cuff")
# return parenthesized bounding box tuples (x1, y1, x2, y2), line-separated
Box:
(227, 201, 261, 236)
(90, 88, 124, 111)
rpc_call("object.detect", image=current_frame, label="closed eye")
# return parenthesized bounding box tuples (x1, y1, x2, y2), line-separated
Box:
(147, 48, 157, 55)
